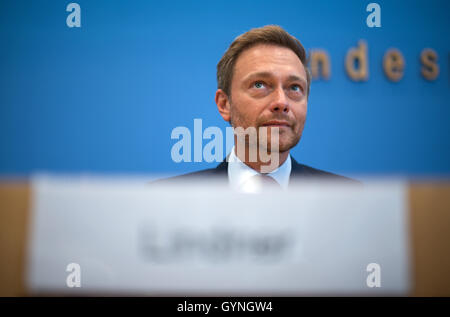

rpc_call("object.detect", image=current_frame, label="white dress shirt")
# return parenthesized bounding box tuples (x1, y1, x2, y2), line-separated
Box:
(227, 146, 292, 193)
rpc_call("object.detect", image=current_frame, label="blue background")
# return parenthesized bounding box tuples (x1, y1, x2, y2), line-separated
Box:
(1, 0, 449, 178)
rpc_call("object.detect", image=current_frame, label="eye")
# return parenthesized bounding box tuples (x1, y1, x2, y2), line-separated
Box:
(253, 81, 265, 89)
(290, 84, 302, 92)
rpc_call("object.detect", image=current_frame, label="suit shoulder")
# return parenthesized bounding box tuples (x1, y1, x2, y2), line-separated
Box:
(151, 167, 225, 184)
(292, 161, 359, 183)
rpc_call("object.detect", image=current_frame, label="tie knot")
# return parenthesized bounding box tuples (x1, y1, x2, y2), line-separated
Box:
(252, 174, 281, 188)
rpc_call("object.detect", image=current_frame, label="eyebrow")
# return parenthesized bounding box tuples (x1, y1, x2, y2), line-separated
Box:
(243, 71, 307, 86)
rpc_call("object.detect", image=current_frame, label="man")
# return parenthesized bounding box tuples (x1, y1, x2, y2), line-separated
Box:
(160, 25, 354, 192)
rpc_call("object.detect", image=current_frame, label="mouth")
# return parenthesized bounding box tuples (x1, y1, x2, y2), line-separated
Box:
(261, 120, 290, 127)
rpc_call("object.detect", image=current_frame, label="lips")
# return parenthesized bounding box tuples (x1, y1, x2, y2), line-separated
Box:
(261, 120, 290, 127)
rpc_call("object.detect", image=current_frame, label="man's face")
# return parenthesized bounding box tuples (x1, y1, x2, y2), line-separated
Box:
(228, 44, 308, 153)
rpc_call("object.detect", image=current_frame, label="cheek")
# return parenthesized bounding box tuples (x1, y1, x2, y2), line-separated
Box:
(292, 104, 307, 129)
(233, 97, 260, 119)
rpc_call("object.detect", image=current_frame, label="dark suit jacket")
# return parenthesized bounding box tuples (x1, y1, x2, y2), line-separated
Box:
(156, 156, 356, 184)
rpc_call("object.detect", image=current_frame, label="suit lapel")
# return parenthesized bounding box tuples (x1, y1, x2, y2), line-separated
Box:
(214, 159, 228, 176)
(290, 156, 306, 174)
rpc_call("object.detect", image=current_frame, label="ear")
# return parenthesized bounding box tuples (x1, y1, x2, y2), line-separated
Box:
(215, 89, 231, 123)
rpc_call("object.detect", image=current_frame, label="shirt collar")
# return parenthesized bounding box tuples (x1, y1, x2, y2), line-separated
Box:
(227, 146, 292, 191)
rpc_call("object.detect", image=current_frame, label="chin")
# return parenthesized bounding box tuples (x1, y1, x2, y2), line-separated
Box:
(262, 141, 294, 153)
(266, 134, 300, 152)
(283, 139, 302, 152)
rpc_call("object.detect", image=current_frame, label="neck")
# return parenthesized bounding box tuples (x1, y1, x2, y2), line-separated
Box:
(233, 144, 289, 173)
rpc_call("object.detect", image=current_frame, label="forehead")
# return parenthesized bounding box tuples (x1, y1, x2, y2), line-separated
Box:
(233, 44, 307, 82)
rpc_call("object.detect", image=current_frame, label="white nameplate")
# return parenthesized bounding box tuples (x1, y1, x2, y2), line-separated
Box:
(27, 176, 410, 295)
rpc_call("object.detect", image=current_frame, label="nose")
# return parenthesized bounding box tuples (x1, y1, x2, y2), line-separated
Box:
(269, 87, 289, 113)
